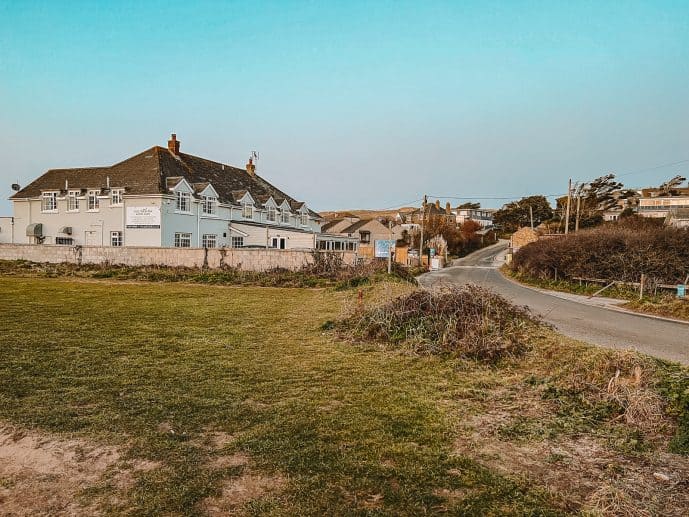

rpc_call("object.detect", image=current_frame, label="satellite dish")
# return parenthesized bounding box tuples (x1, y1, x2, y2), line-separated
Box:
(11, 183, 20, 191)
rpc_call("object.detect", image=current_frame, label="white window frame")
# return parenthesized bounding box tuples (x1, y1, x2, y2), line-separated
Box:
(242, 203, 253, 219)
(110, 231, 123, 247)
(202, 196, 216, 215)
(55, 236, 73, 245)
(267, 206, 277, 222)
(174, 232, 192, 248)
(201, 234, 217, 248)
(111, 188, 124, 206)
(280, 209, 290, 224)
(67, 190, 80, 211)
(300, 211, 308, 226)
(41, 191, 58, 212)
(231, 236, 244, 248)
(87, 190, 100, 211)
(175, 191, 191, 213)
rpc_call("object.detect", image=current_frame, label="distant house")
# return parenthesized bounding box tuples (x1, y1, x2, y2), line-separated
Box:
(665, 209, 689, 229)
(638, 192, 689, 220)
(455, 208, 494, 228)
(329, 218, 403, 259)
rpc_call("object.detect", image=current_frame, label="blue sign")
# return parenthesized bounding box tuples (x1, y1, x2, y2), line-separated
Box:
(430, 248, 436, 257)
(678, 284, 686, 298)
(374, 239, 395, 258)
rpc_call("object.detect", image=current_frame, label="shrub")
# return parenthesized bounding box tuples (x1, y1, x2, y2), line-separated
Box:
(511, 218, 689, 285)
(337, 285, 539, 362)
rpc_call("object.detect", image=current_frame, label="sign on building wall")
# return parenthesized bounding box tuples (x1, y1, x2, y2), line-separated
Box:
(126, 206, 161, 229)
(374, 239, 395, 258)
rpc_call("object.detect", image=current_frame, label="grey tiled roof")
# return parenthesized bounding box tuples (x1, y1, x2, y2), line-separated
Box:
(12, 145, 319, 217)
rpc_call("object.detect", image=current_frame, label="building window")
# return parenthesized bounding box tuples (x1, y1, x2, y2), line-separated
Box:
(67, 191, 80, 211)
(111, 231, 123, 247)
(88, 190, 100, 211)
(55, 237, 73, 245)
(111, 189, 123, 206)
(360, 231, 371, 244)
(202, 234, 217, 248)
(267, 206, 277, 222)
(242, 203, 253, 219)
(175, 191, 191, 212)
(280, 210, 290, 224)
(174, 232, 192, 248)
(300, 212, 308, 226)
(41, 192, 58, 212)
(202, 196, 216, 215)
(231, 236, 244, 248)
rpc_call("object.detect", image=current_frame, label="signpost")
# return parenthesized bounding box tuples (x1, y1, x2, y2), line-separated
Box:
(374, 239, 395, 259)
(126, 206, 161, 229)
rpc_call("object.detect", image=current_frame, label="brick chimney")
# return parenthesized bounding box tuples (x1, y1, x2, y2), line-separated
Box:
(446, 202, 451, 214)
(246, 156, 256, 176)
(167, 134, 180, 155)
(435, 199, 441, 210)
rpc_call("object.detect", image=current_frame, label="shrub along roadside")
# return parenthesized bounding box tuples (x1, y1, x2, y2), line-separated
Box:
(0, 256, 416, 289)
(511, 217, 689, 286)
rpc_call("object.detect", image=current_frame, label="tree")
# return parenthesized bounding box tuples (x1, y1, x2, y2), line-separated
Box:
(493, 196, 553, 233)
(458, 202, 481, 209)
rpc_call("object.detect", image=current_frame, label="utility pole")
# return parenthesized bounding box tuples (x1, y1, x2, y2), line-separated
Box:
(529, 205, 534, 230)
(419, 195, 427, 266)
(387, 220, 393, 274)
(564, 179, 572, 235)
(574, 188, 581, 233)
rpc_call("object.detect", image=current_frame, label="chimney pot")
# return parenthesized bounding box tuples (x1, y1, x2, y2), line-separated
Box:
(246, 157, 256, 176)
(167, 133, 180, 155)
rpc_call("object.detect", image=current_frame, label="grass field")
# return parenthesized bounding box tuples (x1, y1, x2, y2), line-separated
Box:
(1, 277, 688, 515)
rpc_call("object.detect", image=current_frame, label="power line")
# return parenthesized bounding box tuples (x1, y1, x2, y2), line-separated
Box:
(616, 159, 689, 178)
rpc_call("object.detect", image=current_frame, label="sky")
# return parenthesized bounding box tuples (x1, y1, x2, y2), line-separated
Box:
(1, 0, 688, 214)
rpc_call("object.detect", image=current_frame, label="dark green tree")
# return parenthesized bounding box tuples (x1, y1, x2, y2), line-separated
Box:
(493, 196, 553, 232)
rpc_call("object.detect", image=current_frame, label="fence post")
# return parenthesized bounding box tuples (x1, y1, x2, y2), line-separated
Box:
(639, 273, 645, 300)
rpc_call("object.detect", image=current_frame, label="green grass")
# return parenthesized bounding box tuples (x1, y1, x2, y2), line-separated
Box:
(0, 277, 561, 516)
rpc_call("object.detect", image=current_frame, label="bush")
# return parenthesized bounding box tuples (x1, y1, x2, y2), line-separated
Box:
(512, 218, 689, 285)
(337, 285, 539, 362)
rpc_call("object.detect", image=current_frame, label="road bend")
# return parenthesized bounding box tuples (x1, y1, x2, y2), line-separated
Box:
(418, 240, 689, 365)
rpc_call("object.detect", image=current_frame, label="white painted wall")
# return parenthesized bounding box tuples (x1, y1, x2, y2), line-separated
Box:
(0, 217, 14, 244)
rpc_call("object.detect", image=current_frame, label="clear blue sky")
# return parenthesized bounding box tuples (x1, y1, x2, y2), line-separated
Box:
(1, 0, 688, 213)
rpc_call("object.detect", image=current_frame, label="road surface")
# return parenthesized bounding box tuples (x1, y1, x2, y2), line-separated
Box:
(419, 241, 689, 365)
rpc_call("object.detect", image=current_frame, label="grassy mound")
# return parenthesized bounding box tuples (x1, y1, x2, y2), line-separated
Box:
(337, 284, 539, 362)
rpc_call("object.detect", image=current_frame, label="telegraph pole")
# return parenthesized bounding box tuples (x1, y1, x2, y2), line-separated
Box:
(387, 220, 393, 274)
(529, 205, 534, 229)
(564, 179, 572, 235)
(574, 189, 581, 233)
(419, 195, 427, 265)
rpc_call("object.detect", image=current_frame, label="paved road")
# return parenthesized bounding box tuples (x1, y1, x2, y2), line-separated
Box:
(419, 241, 689, 365)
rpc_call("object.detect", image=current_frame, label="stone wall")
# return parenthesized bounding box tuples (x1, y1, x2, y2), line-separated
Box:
(0, 244, 358, 271)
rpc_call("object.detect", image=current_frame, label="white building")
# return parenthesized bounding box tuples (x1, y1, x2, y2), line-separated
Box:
(638, 196, 689, 219)
(455, 208, 494, 228)
(7, 134, 356, 251)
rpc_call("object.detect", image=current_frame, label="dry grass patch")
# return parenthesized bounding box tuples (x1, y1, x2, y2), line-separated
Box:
(0, 423, 121, 515)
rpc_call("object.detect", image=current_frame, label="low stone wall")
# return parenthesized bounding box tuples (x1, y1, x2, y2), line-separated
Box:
(0, 244, 358, 272)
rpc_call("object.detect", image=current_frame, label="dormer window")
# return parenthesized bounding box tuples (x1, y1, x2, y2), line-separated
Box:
(87, 190, 100, 211)
(267, 206, 277, 222)
(41, 191, 58, 212)
(202, 196, 216, 215)
(242, 202, 253, 219)
(300, 212, 308, 226)
(280, 210, 290, 224)
(176, 191, 191, 212)
(111, 188, 123, 206)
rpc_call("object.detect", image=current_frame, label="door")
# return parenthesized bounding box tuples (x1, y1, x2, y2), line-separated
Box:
(279, 238, 286, 249)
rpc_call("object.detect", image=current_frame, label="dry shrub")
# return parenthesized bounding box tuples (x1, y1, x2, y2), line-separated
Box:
(338, 284, 539, 362)
(537, 344, 667, 434)
(585, 482, 653, 517)
(512, 217, 689, 285)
